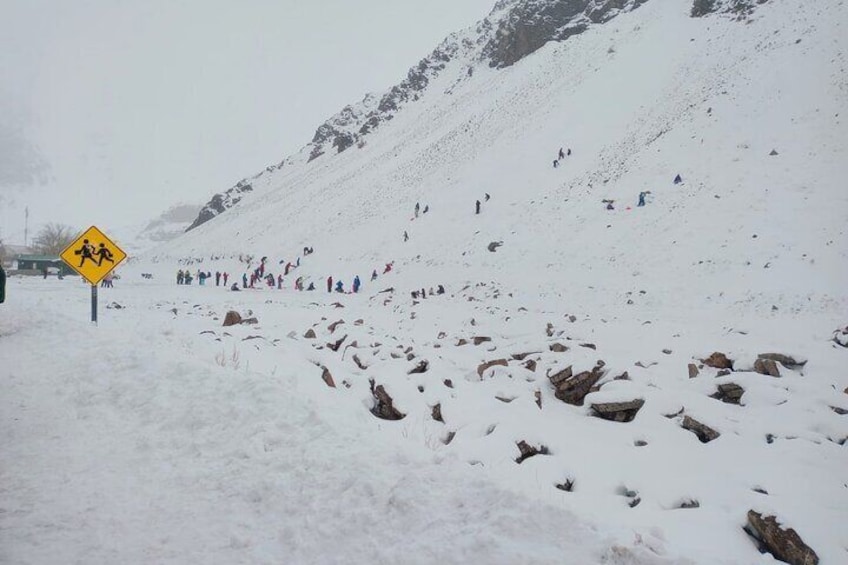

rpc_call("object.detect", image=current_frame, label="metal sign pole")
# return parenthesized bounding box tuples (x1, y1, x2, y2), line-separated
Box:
(91, 284, 98, 325)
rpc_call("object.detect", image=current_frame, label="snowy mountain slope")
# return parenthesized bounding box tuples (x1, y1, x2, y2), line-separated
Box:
(5, 0, 847, 563)
(164, 0, 847, 316)
(186, 0, 651, 230)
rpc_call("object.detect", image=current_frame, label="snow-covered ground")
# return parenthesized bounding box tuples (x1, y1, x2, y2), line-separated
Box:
(2, 0, 847, 563)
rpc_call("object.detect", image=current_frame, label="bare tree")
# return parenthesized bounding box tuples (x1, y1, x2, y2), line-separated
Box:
(32, 223, 78, 255)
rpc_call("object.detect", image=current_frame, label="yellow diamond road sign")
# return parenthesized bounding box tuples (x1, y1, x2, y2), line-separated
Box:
(60, 226, 127, 285)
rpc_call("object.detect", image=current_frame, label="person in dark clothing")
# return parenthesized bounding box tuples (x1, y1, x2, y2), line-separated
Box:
(371, 269, 378, 281)
(177, 270, 184, 285)
(558, 148, 565, 160)
(242, 273, 248, 288)
(403, 231, 409, 242)
(353, 275, 361, 293)
(423, 205, 429, 214)
(553, 159, 559, 168)
(277, 274, 283, 289)
(638, 191, 648, 207)
(436, 284, 445, 295)
(484, 193, 490, 202)
(223, 272, 229, 286)
(230, 283, 241, 291)
(411, 290, 419, 299)
(673, 174, 683, 185)
(215, 271, 221, 286)
(42, 266, 48, 279)
(567, 148, 572, 156)
(415, 202, 420, 218)
(335, 280, 344, 293)
(420, 288, 427, 299)
(306, 282, 315, 291)
(0, 264, 6, 304)
(327, 276, 333, 293)
(475, 200, 481, 214)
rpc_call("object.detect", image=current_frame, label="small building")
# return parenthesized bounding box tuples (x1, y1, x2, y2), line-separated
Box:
(14, 255, 74, 276)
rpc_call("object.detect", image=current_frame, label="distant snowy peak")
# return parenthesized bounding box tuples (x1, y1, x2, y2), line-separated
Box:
(691, 0, 771, 18)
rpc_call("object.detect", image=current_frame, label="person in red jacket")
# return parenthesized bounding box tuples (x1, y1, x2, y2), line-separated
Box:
(327, 276, 333, 293)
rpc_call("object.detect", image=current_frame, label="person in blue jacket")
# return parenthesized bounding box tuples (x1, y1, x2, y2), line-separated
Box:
(335, 280, 344, 293)
(353, 275, 361, 293)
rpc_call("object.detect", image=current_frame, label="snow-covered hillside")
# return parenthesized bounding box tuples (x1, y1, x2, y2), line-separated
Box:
(3, 0, 846, 563)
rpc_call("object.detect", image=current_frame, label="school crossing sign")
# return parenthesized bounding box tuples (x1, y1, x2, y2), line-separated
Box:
(60, 226, 127, 286)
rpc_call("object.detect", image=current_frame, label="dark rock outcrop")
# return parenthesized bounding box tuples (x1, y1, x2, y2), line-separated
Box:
(477, 358, 509, 378)
(692, 0, 771, 19)
(369, 380, 405, 420)
(754, 358, 781, 377)
(484, 0, 649, 69)
(703, 352, 733, 369)
(187, 180, 255, 231)
(223, 311, 242, 327)
(515, 440, 549, 464)
(744, 511, 819, 565)
(682, 416, 720, 443)
(549, 362, 606, 406)
(711, 383, 745, 404)
(591, 399, 645, 422)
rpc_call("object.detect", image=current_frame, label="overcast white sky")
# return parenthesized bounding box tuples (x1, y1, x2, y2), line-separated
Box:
(0, 0, 494, 244)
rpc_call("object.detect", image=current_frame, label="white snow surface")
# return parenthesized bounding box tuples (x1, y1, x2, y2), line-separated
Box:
(3, 0, 848, 563)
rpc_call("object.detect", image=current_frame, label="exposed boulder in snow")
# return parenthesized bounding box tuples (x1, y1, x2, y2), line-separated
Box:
(328, 319, 345, 333)
(702, 351, 733, 369)
(369, 380, 405, 421)
(681, 416, 720, 443)
(304, 328, 317, 339)
(477, 358, 509, 378)
(744, 511, 819, 565)
(352, 354, 368, 370)
(327, 334, 347, 352)
(688, 363, 700, 379)
(431, 403, 444, 423)
(549, 342, 568, 353)
(320, 366, 336, 389)
(758, 352, 806, 369)
(487, 241, 503, 252)
(590, 399, 645, 423)
(832, 326, 848, 348)
(711, 383, 745, 404)
(550, 362, 606, 406)
(223, 311, 242, 327)
(408, 360, 429, 374)
(515, 440, 549, 464)
(472, 336, 492, 345)
(753, 358, 781, 377)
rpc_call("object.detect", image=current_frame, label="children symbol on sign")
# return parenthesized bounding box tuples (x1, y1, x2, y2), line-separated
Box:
(96, 243, 114, 266)
(74, 239, 97, 267)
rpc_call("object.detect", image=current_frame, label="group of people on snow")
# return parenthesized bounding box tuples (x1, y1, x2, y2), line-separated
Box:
(553, 147, 572, 168)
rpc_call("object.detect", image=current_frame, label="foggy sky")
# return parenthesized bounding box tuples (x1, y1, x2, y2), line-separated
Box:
(0, 0, 493, 244)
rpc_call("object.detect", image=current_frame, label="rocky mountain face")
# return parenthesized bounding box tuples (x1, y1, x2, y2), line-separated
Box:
(483, 0, 649, 68)
(187, 0, 763, 232)
(185, 179, 256, 232)
(691, 0, 770, 18)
